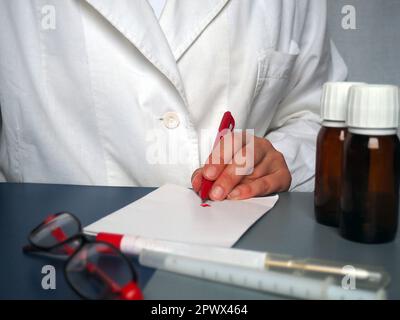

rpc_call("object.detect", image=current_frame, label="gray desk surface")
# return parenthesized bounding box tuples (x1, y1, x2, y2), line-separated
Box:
(0, 183, 398, 299)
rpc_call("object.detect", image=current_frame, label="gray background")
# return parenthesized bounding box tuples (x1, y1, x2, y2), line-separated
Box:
(327, 0, 400, 85)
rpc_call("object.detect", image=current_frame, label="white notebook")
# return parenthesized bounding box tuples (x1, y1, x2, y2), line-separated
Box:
(85, 184, 279, 247)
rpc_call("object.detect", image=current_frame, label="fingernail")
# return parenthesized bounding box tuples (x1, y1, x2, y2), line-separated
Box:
(211, 186, 224, 200)
(205, 166, 217, 179)
(228, 188, 241, 199)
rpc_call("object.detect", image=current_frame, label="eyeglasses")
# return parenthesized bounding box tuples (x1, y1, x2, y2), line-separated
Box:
(23, 212, 143, 300)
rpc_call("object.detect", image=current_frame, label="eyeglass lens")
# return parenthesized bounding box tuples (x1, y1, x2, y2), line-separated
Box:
(29, 212, 82, 255)
(65, 242, 135, 300)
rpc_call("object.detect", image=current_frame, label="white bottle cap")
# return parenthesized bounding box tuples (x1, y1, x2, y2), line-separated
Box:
(321, 82, 365, 127)
(347, 84, 400, 136)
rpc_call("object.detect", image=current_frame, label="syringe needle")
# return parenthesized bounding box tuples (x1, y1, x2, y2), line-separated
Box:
(265, 257, 384, 282)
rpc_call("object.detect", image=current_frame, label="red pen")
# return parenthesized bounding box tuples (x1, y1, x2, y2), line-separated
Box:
(199, 111, 235, 203)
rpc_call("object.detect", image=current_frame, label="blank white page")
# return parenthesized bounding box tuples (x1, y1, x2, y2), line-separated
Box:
(85, 184, 279, 247)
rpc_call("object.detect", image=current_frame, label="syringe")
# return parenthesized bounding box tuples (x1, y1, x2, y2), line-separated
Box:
(139, 249, 387, 300)
(94, 232, 389, 286)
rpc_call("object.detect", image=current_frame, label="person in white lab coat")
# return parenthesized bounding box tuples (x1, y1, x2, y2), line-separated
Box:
(0, 0, 347, 198)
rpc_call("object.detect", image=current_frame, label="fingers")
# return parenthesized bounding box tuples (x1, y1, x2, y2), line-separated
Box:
(194, 136, 291, 201)
(227, 145, 291, 199)
(208, 162, 246, 201)
(227, 169, 292, 200)
(202, 131, 248, 182)
(208, 141, 265, 201)
(191, 168, 203, 193)
(241, 144, 285, 182)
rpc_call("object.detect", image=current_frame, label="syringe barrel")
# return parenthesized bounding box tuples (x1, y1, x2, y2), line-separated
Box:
(120, 235, 267, 269)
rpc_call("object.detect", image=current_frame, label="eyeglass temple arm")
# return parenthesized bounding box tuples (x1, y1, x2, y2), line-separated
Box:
(23, 244, 41, 253)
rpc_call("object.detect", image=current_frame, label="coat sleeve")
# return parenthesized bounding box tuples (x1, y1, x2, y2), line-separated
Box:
(265, 0, 348, 192)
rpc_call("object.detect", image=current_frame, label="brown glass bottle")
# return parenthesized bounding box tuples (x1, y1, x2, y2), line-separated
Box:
(340, 133, 400, 243)
(314, 126, 347, 226)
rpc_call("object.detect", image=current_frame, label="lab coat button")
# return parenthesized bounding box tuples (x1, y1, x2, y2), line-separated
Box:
(162, 112, 180, 129)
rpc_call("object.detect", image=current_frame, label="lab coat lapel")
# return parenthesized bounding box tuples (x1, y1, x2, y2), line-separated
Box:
(84, 0, 188, 104)
(160, 0, 230, 61)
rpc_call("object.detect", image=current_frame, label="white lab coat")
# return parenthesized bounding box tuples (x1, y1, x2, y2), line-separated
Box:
(0, 0, 347, 191)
